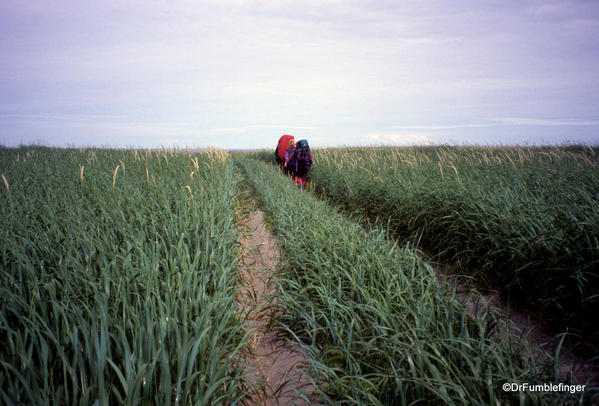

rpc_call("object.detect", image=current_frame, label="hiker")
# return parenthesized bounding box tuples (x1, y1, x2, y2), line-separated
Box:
(283, 138, 295, 175)
(285, 139, 313, 188)
(275, 134, 294, 168)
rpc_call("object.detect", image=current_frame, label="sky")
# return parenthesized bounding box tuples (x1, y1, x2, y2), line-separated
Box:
(1, 0, 599, 149)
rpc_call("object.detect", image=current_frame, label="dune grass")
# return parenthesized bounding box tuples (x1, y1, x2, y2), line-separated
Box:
(0, 147, 249, 405)
(252, 145, 599, 352)
(237, 157, 579, 405)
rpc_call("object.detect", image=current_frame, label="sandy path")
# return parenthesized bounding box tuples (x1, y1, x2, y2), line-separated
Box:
(236, 205, 597, 404)
(437, 272, 599, 387)
(237, 209, 319, 405)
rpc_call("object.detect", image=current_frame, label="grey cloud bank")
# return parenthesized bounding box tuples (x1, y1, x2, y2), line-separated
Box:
(1, 0, 598, 148)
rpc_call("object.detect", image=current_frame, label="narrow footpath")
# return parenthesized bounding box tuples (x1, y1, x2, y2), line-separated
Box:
(437, 271, 599, 388)
(235, 194, 598, 404)
(237, 209, 319, 405)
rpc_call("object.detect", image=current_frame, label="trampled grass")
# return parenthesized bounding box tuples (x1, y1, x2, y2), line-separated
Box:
(237, 157, 576, 405)
(0, 147, 249, 404)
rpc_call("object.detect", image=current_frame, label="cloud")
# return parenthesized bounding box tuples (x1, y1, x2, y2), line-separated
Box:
(392, 117, 599, 131)
(250, 125, 318, 130)
(491, 117, 599, 126)
(0, 113, 129, 122)
(366, 131, 436, 145)
(392, 123, 494, 130)
(206, 127, 246, 134)
(2, 1, 599, 148)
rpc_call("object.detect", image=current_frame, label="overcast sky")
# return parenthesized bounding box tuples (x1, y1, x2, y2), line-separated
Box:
(1, 0, 599, 149)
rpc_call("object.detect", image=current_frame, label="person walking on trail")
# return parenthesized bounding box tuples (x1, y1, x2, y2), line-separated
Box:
(285, 139, 313, 188)
(283, 139, 295, 176)
(275, 134, 294, 168)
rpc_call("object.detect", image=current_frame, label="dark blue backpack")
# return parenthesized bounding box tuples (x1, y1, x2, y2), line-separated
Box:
(295, 139, 312, 171)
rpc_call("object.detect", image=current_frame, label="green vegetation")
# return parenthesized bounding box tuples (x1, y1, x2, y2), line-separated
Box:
(238, 157, 568, 405)
(2, 145, 595, 405)
(0, 147, 248, 404)
(300, 146, 599, 350)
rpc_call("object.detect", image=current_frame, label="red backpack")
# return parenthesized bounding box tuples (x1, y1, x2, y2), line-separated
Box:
(275, 135, 294, 162)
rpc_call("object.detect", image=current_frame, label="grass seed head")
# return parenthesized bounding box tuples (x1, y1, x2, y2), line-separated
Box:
(112, 165, 120, 188)
(2, 174, 8, 192)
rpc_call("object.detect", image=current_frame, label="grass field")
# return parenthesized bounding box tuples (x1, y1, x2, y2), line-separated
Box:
(1, 147, 249, 404)
(238, 157, 567, 405)
(1, 145, 596, 404)
(251, 146, 599, 352)
(304, 146, 599, 353)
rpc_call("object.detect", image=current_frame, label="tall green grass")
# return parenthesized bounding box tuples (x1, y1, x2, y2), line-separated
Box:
(237, 157, 578, 405)
(296, 146, 599, 351)
(0, 147, 249, 404)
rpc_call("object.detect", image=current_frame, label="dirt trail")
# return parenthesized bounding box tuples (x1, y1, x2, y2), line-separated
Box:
(438, 272, 599, 388)
(235, 206, 597, 404)
(237, 209, 319, 405)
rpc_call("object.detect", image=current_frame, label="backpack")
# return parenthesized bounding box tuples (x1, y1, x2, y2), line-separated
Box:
(275, 134, 294, 162)
(294, 139, 312, 171)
